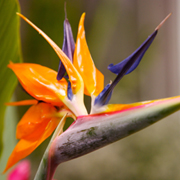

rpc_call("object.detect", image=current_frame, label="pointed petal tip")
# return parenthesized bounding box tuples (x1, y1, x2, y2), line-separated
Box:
(77, 13, 86, 28)
(16, 12, 26, 20)
(7, 61, 14, 68)
(80, 12, 86, 22)
(3, 167, 8, 174)
(155, 13, 171, 31)
(5, 99, 38, 106)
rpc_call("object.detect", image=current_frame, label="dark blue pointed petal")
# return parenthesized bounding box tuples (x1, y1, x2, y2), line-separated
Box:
(57, 62, 66, 81)
(57, 19, 75, 80)
(67, 81, 73, 100)
(95, 30, 158, 106)
(94, 84, 113, 106)
(108, 30, 157, 75)
(62, 19, 75, 61)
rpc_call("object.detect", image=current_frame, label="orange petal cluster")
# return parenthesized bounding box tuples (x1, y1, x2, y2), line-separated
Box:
(8, 62, 67, 106)
(4, 103, 59, 172)
(3, 13, 110, 172)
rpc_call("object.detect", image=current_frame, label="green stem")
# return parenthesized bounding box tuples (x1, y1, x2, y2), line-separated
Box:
(34, 114, 67, 180)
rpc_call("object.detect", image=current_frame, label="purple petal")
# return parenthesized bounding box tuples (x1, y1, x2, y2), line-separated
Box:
(95, 30, 158, 106)
(94, 84, 113, 106)
(67, 81, 73, 100)
(57, 19, 75, 80)
(108, 30, 157, 75)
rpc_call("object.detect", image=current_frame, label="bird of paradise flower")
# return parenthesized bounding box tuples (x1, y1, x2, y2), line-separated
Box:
(4, 10, 180, 180)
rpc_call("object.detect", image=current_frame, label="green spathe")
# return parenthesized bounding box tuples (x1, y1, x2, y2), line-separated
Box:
(31, 96, 180, 180)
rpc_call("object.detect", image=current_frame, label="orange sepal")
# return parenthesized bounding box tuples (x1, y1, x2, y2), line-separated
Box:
(6, 99, 38, 106)
(102, 104, 136, 113)
(73, 13, 104, 97)
(16, 103, 57, 140)
(17, 13, 83, 95)
(99, 99, 171, 114)
(3, 112, 59, 173)
(8, 62, 66, 106)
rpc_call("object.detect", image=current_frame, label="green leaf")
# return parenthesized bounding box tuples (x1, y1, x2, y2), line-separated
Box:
(0, 104, 17, 179)
(0, 0, 21, 158)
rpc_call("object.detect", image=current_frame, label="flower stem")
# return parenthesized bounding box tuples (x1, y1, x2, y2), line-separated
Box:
(34, 114, 67, 180)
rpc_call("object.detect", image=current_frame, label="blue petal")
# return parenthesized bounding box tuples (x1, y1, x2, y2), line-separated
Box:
(67, 81, 73, 100)
(94, 84, 113, 106)
(57, 19, 75, 80)
(95, 30, 158, 106)
(108, 30, 157, 75)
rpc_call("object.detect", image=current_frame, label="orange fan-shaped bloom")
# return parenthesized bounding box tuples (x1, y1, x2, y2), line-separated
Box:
(4, 63, 75, 172)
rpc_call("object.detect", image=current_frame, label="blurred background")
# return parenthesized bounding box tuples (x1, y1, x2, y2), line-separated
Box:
(4, 0, 180, 179)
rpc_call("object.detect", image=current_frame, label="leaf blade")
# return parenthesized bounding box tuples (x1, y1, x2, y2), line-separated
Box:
(0, 0, 22, 158)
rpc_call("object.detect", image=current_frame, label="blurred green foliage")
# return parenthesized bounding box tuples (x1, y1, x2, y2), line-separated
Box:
(0, 0, 21, 157)
(0, 0, 21, 179)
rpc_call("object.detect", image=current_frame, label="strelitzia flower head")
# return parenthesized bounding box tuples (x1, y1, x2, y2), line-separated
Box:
(4, 10, 180, 180)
